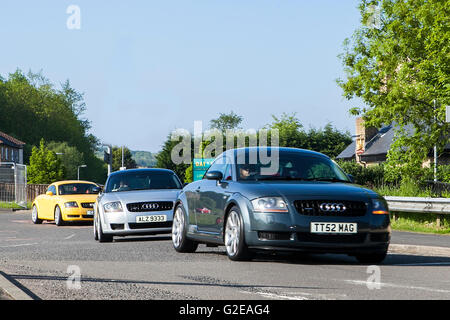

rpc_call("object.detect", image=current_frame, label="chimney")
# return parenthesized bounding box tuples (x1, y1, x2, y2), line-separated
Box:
(355, 117, 378, 163)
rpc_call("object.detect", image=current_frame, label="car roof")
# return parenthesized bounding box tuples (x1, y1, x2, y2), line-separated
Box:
(52, 180, 98, 186)
(222, 147, 328, 158)
(108, 168, 176, 177)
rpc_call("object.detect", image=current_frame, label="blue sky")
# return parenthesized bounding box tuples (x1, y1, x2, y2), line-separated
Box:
(0, 0, 362, 152)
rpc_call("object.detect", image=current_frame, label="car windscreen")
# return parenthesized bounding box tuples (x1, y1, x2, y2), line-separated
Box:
(236, 151, 350, 182)
(105, 171, 182, 192)
(58, 183, 98, 195)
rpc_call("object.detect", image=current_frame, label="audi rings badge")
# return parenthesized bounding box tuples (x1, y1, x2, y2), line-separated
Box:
(141, 203, 160, 211)
(319, 203, 347, 212)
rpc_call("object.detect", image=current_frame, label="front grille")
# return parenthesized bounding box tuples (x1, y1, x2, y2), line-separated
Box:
(126, 201, 173, 212)
(128, 222, 172, 229)
(297, 232, 367, 244)
(81, 202, 94, 209)
(258, 231, 292, 241)
(294, 200, 367, 217)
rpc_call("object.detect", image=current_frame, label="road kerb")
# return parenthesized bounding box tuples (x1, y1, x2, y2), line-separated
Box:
(389, 244, 450, 257)
(0, 271, 34, 300)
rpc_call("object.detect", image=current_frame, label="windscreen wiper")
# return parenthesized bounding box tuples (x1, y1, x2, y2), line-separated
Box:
(254, 176, 310, 181)
(305, 177, 352, 183)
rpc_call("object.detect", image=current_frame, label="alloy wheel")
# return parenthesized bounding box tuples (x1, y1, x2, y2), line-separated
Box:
(172, 207, 184, 248)
(225, 210, 241, 257)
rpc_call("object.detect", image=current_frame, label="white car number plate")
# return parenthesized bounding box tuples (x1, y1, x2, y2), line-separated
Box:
(86, 210, 94, 216)
(136, 215, 167, 223)
(310, 222, 357, 234)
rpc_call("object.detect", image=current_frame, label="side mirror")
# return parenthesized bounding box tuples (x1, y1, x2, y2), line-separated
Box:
(46, 191, 54, 196)
(205, 171, 223, 181)
(347, 174, 355, 183)
(92, 187, 102, 194)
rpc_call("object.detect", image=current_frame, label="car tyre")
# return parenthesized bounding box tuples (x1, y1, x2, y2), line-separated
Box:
(54, 206, 65, 226)
(97, 214, 113, 243)
(172, 204, 198, 253)
(93, 212, 99, 241)
(355, 250, 388, 264)
(224, 206, 252, 261)
(31, 205, 43, 224)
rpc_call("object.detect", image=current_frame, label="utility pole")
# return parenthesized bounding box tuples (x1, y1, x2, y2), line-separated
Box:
(434, 100, 437, 182)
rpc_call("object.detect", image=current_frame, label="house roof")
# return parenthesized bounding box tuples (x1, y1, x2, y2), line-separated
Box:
(335, 140, 356, 160)
(336, 124, 449, 160)
(0, 131, 25, 148)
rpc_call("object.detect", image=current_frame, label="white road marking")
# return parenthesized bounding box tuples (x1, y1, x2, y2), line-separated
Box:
(0, 237, 33, 242)
(345, 280, 450, 294)
(241, 290, 309, 300)
(391, 262, 450, 266)
(0, 242, 39, 248)
(11, 220, 31, 223)
(64, 234, 76, 240)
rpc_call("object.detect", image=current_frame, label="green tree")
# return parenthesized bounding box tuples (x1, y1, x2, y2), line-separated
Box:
(184, 164, 193, 183)
(307, 123, 352, 158)
(337, 0, 450, 180)
(265, 113, 307, 148)
(47, 141, 84, 180)
(0, 69, 107, 183)
(265, 113, 352, 157)
(130, 151, 157, 167)
(156, 133, 192, 182)
(112, 146, 137, 171)
(27, 139, 64, 184)
(209, 111, 243, 133)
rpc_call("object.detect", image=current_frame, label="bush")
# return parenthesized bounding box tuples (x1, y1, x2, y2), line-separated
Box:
(438, 165, 450, 183)
(336, 160, 385, 188)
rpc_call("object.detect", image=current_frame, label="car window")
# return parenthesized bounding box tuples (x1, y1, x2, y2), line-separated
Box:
(58, 183, 98, 195)
(224, 164, 233, 181)
(236, 150, 350, 182)
(106, 171, 182, 192)
(203, 156, 230, 179)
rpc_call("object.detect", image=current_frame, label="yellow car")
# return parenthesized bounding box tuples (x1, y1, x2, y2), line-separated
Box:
(31, 180, 101, 226)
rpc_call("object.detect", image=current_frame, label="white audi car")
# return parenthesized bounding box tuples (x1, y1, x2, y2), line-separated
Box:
(93, 168, 183, 242)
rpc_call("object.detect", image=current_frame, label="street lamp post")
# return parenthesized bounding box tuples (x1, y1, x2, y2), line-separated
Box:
(77, 164, 87, 180)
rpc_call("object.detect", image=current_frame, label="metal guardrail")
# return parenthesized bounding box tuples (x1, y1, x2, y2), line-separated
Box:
(384, 196, 450, 227)
(384, 196, 450, 214)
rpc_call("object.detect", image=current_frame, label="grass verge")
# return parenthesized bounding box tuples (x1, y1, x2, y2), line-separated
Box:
(0, 201, 31, 210)
(390, 212, 450, 235)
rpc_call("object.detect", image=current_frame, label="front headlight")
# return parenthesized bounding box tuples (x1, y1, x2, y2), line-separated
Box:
(103, 201, 123, 213)
(251, 197, 288, 213)
(372, 198, 389, 215)
(64, 201, 78, 208)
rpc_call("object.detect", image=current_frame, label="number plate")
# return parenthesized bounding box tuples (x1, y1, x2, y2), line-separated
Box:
(310, 222, 357, 234)
(86, 210, 94, 216)
(136, 215, 167, 223)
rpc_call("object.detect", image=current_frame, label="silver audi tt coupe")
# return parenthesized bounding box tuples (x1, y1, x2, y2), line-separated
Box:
(93, 168, 183, 242)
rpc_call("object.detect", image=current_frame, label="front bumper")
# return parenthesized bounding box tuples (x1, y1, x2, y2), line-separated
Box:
(246, 230, 390, 254)
(101, 209, 173, 236)
(62, 207, 94, 221)
(244, 200, 390, 254)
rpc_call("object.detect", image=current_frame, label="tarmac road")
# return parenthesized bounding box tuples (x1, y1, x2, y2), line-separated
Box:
(1, 211, 450, 300)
